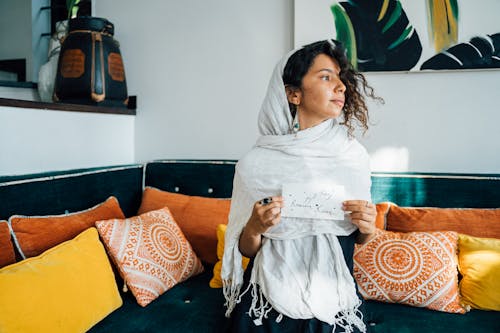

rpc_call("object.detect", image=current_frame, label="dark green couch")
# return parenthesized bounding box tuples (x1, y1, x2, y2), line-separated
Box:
(1, 160, 499, 332)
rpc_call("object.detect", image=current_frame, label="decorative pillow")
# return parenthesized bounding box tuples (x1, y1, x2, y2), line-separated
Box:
(374, 202, 391, 229)
(10, 196, 125, 259)
(354, 229, 465, 313)
(458, 234, 500, 311)
(0, 221, 16, 268)
(210, 224, 250, 288)
(0, 228, 122, 333)
(95, 207, 204, 307)
(137, 186, 231, 264)
(385, 205, 500, 238)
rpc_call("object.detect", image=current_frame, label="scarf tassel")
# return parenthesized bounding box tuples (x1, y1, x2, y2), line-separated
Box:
(222, 279, 241, 318)
(331, 306, 366, 333)
(224, 279, 366, 332)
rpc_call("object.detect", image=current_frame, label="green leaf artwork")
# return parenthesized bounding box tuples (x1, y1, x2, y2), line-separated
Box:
(426, 0, 459, 53)
(66, 0, 81, 19)
(331, 0, 422, 71)
(421, 33, 500, 70)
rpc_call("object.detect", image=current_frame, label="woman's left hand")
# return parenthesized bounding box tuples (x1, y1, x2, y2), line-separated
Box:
(343, 200, 377, 243)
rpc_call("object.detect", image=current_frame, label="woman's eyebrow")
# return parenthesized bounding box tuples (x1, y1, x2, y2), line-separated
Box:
(316, 68, 340, 75)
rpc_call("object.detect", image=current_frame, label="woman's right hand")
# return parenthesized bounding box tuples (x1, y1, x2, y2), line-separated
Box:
(246, 196, 284, 235)
(239, 196, 284, 257)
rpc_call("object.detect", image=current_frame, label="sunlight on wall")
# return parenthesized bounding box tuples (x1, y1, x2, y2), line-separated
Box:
(370, 146, 410, 172)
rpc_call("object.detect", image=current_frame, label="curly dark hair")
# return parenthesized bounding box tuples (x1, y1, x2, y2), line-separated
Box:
(283, 40, 383, 137)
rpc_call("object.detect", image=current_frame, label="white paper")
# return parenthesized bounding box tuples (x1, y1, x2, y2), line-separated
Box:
(281, 182, 346, 220)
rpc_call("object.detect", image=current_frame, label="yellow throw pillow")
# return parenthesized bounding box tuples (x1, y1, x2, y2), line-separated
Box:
(458, 234, 500, 311)
(0, 227, 122, 333)
(209, 224, 250, 288)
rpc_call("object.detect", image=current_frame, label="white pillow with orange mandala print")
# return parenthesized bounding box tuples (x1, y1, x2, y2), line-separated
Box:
(95, 207, 204, 307)
(353, 229, 465, 314)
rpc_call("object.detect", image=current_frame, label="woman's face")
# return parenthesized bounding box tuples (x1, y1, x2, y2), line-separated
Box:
(288, 53, 346, 130)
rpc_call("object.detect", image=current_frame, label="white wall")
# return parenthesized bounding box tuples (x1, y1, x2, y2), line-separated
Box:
(94, 0, 500, 174)
(0, 2, 135, 176)
(361, 69, 500, 173)
(31, 0, 51, 83)
(0, 0, 50, 82)
(0, 0, 32, 81)
(0, 105, 135, 175)
(95, 0, 293, 162)
(1, 1, 499, 175)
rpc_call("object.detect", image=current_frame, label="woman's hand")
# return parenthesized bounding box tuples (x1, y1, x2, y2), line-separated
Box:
(247, 196, 284, 235)
(343, 200, 377, 244)
(239, 196, 284, 257)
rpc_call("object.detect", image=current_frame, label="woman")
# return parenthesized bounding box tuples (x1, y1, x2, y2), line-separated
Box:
(222, 40, 383, 333)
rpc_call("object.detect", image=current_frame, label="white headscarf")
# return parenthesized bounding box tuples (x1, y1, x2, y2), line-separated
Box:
(222, 43, 370, 332)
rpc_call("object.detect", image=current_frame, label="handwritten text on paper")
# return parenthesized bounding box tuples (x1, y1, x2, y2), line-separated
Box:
(281, 183, 346, 220)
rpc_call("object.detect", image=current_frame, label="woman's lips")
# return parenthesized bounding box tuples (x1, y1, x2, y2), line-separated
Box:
(332, 99, 345, 107)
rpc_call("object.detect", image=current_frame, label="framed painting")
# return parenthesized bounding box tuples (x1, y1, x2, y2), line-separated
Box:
(294, 0, 500, 71)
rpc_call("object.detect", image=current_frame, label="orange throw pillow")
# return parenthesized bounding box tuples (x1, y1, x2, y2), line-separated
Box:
(386, 205, 500, 238)
(138, 187, 231, 264)
(354, 229, 465, 314)
(10, 196, 125, 258)
(374, 202, 391, 229)
(95, 207, 204, 307)
(0, 221, 16, 268)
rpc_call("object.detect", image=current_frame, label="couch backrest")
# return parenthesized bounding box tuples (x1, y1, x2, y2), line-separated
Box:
(144, 160, 236, 198)
(371, 172, 500, 208)
(145, 160, 500, 208)
(2, 160, 499, 222)
(0, 165, 143, 220)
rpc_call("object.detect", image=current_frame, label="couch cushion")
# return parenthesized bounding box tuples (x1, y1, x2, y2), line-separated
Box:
(88, 268, 228, 333)
(385, 205, 500, 238)
(96, 207, 204, 307)
(0, 228, 122, 333)
(375, 202, 391, 229)
(209, 224, 249, 288)
(138, 187, 231, 264)
(364, 300, 500, 333)
(0, 221, 15, 268)
(458, 234, 500, 311)
(354, 229, 465, 313)
(10, 196, 125, 258)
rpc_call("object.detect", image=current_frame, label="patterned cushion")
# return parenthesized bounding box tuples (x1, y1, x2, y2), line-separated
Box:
(137, 187, 231, 264)
(354, 229, 465, 313)
(95, 207, 204, 307)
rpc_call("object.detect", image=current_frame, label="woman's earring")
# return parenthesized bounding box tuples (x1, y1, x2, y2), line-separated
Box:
(292, 106, 300, 133)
